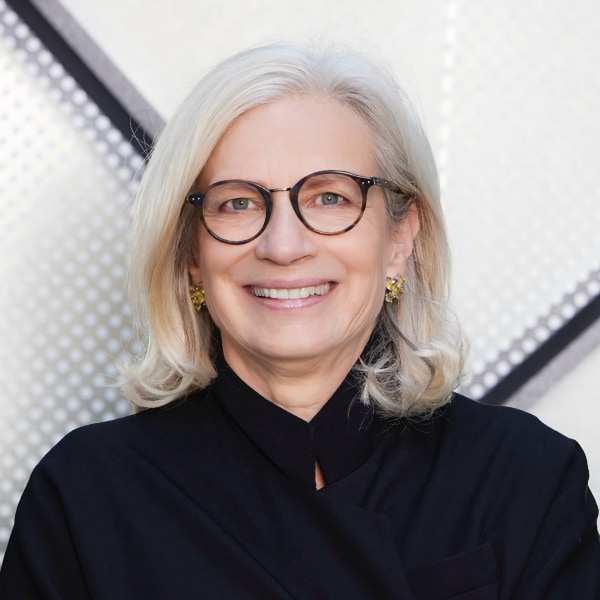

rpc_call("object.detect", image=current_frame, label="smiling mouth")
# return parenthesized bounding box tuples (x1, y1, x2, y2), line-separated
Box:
(251, 283, 332, 299)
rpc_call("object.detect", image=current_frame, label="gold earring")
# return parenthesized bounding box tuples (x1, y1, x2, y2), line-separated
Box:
(189, 283, 206, 311)
(384, 276, 405, 303)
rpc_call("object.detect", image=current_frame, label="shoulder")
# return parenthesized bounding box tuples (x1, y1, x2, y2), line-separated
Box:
(406, 393, 597, 537)
(434, 393, 591, 499)
(443, 392, 578, 453)
(441, 396, 600, 594)
(35, 389, 220, 481)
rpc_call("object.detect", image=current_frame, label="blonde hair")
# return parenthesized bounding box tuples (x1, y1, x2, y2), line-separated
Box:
(119, 43, 466, 417)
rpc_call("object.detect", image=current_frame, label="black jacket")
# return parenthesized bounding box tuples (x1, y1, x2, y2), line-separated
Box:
(1, 366, 599, 599)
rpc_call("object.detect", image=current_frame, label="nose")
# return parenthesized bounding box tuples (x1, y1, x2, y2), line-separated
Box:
(254, 191, 318, 264)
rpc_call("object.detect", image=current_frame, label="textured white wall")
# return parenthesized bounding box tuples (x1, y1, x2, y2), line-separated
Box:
(59, 0, 447, 126)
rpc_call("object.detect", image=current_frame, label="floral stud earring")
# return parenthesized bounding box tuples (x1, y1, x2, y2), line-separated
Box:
(384, 276, 405, 303)
(189, 283, 206, 311)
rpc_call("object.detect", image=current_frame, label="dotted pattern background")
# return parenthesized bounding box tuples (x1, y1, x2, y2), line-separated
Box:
(0, 1, 142, 557)
(438, 1, 600, 399)
(1, 0, 599, 560)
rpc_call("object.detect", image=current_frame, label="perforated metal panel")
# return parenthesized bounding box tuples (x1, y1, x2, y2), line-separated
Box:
(0, 1, 141, 554)
(439, 1, 600, 399)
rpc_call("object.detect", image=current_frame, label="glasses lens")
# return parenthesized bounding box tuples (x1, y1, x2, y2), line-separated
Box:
(202, 181, 268, 242)
(297, 172, 365, 234)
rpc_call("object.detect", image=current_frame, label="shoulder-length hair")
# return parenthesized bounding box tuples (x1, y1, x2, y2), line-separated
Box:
(119, 43, 466, 417)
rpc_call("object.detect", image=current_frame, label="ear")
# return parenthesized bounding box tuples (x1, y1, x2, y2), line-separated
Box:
(188, 255, 202, 285)
(386, 203, 420, 277)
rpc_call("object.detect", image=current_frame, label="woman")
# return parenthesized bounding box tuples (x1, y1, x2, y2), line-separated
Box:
(1, 44, 599, 599)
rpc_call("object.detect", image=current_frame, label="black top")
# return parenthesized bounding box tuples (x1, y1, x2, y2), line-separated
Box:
(216, 356, 384, 488)
(1, 360, 599, 599)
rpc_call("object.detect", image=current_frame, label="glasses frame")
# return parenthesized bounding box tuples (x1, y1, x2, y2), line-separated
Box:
(187, 169, 401, 245)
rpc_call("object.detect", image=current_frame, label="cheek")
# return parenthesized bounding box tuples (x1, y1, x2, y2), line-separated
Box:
(342, 245, 388, 306)
(196, 237, 248, 306)
(345, 222, 395, 278)
(195, 232, 224, 283)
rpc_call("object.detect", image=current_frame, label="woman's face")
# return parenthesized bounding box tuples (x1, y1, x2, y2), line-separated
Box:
(190, 96, 418, 380)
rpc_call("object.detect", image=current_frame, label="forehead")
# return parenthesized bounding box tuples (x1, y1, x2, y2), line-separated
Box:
(201, 96, 377, 186)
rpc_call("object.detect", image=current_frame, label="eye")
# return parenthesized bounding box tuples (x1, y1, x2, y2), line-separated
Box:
(221, 197, 257, 212)
(315, 192, 346, 206)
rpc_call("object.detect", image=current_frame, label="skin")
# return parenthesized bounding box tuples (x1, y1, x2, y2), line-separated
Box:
(189, 96, 419, 430)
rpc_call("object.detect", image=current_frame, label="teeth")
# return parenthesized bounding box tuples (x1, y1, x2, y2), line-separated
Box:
(251, 283, 331, 299)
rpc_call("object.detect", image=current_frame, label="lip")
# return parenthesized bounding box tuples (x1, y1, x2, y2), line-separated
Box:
(251, 282, 332, 299)
(245, 280, 335, 309)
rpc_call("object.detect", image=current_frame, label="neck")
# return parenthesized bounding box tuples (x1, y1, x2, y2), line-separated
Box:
(222, 347, 362, 422)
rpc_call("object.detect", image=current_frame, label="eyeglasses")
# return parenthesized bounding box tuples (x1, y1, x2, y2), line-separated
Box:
(188, 169, 402, 245)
